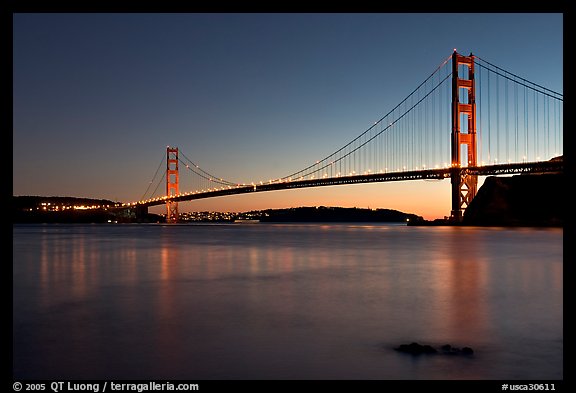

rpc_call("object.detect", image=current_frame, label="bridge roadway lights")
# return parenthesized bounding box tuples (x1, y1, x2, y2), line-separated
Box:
(138, 159, 561, 222)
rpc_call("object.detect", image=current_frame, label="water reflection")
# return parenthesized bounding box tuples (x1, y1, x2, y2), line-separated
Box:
(444, 228, 489, 344)
(14, 224, 562, 379)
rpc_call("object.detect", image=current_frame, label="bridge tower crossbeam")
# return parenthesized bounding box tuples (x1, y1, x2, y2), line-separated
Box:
(451, 51, 478, 221)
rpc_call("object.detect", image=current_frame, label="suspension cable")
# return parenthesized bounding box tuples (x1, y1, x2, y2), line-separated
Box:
(178, 149, 237, 185)
(151, 172, 166, 198)
(140, 153, 166, 201)
(474, 56, 562, 101)
(281, 54, 453, 180)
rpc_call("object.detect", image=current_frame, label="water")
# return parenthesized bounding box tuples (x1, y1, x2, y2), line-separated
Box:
(12, 223, 563, 380)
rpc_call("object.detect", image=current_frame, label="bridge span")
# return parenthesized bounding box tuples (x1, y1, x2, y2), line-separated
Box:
(125, 159, 562, 209)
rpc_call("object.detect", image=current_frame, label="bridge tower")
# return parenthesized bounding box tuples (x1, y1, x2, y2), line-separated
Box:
(166, 146, 179, 223)
(451, 51, 478, 221)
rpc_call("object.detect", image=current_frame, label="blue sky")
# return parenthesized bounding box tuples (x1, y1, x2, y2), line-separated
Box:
(12, 13, 563, 218)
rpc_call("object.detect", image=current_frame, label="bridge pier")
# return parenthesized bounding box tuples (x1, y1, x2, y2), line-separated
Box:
(450, 167, 477, 222)
(450, 168, 463, 221)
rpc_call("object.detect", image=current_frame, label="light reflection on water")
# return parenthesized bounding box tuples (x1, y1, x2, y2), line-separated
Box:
(13, 223, 562, 379)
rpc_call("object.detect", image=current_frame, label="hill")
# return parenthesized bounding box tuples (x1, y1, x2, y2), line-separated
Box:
(462, 173, 563, 227)
(258, 206, 422, 223)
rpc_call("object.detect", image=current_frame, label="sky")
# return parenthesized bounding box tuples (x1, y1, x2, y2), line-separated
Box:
(12, 13, 563, 219)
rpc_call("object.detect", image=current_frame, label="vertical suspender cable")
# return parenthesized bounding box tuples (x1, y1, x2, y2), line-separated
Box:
(533, 87, 537, 160)
(505, 74, 509, 162)
(487, 69, 491, 163)
(496, 74, 500, 163)
(514, 80, 518, 162)
(524, 84, 528, 160)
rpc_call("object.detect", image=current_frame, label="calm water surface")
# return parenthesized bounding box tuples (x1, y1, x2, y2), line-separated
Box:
(13, 223, 563, 380)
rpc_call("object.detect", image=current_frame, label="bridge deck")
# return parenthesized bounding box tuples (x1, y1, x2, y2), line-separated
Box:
(124, 160, 562, 208)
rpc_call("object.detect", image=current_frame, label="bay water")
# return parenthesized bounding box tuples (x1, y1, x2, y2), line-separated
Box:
(12, 223, 563, 380)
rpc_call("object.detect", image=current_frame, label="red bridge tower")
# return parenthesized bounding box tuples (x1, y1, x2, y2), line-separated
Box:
(451, 51, 478, 221)
(166, 146, 179, 223)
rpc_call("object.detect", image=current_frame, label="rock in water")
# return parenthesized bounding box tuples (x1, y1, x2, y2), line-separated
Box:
(394, 342, 438, 355)
(461, 347, 474, 355)
(394, 342, 474, 356)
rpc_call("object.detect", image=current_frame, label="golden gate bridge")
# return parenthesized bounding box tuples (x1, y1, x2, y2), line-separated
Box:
(121, 51, 563, 222)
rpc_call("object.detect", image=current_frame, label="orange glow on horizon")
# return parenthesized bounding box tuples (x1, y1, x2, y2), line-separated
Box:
(147, 180, 459, 221)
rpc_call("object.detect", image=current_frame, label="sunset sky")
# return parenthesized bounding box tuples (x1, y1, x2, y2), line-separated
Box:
(12, 13, 563, 219)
